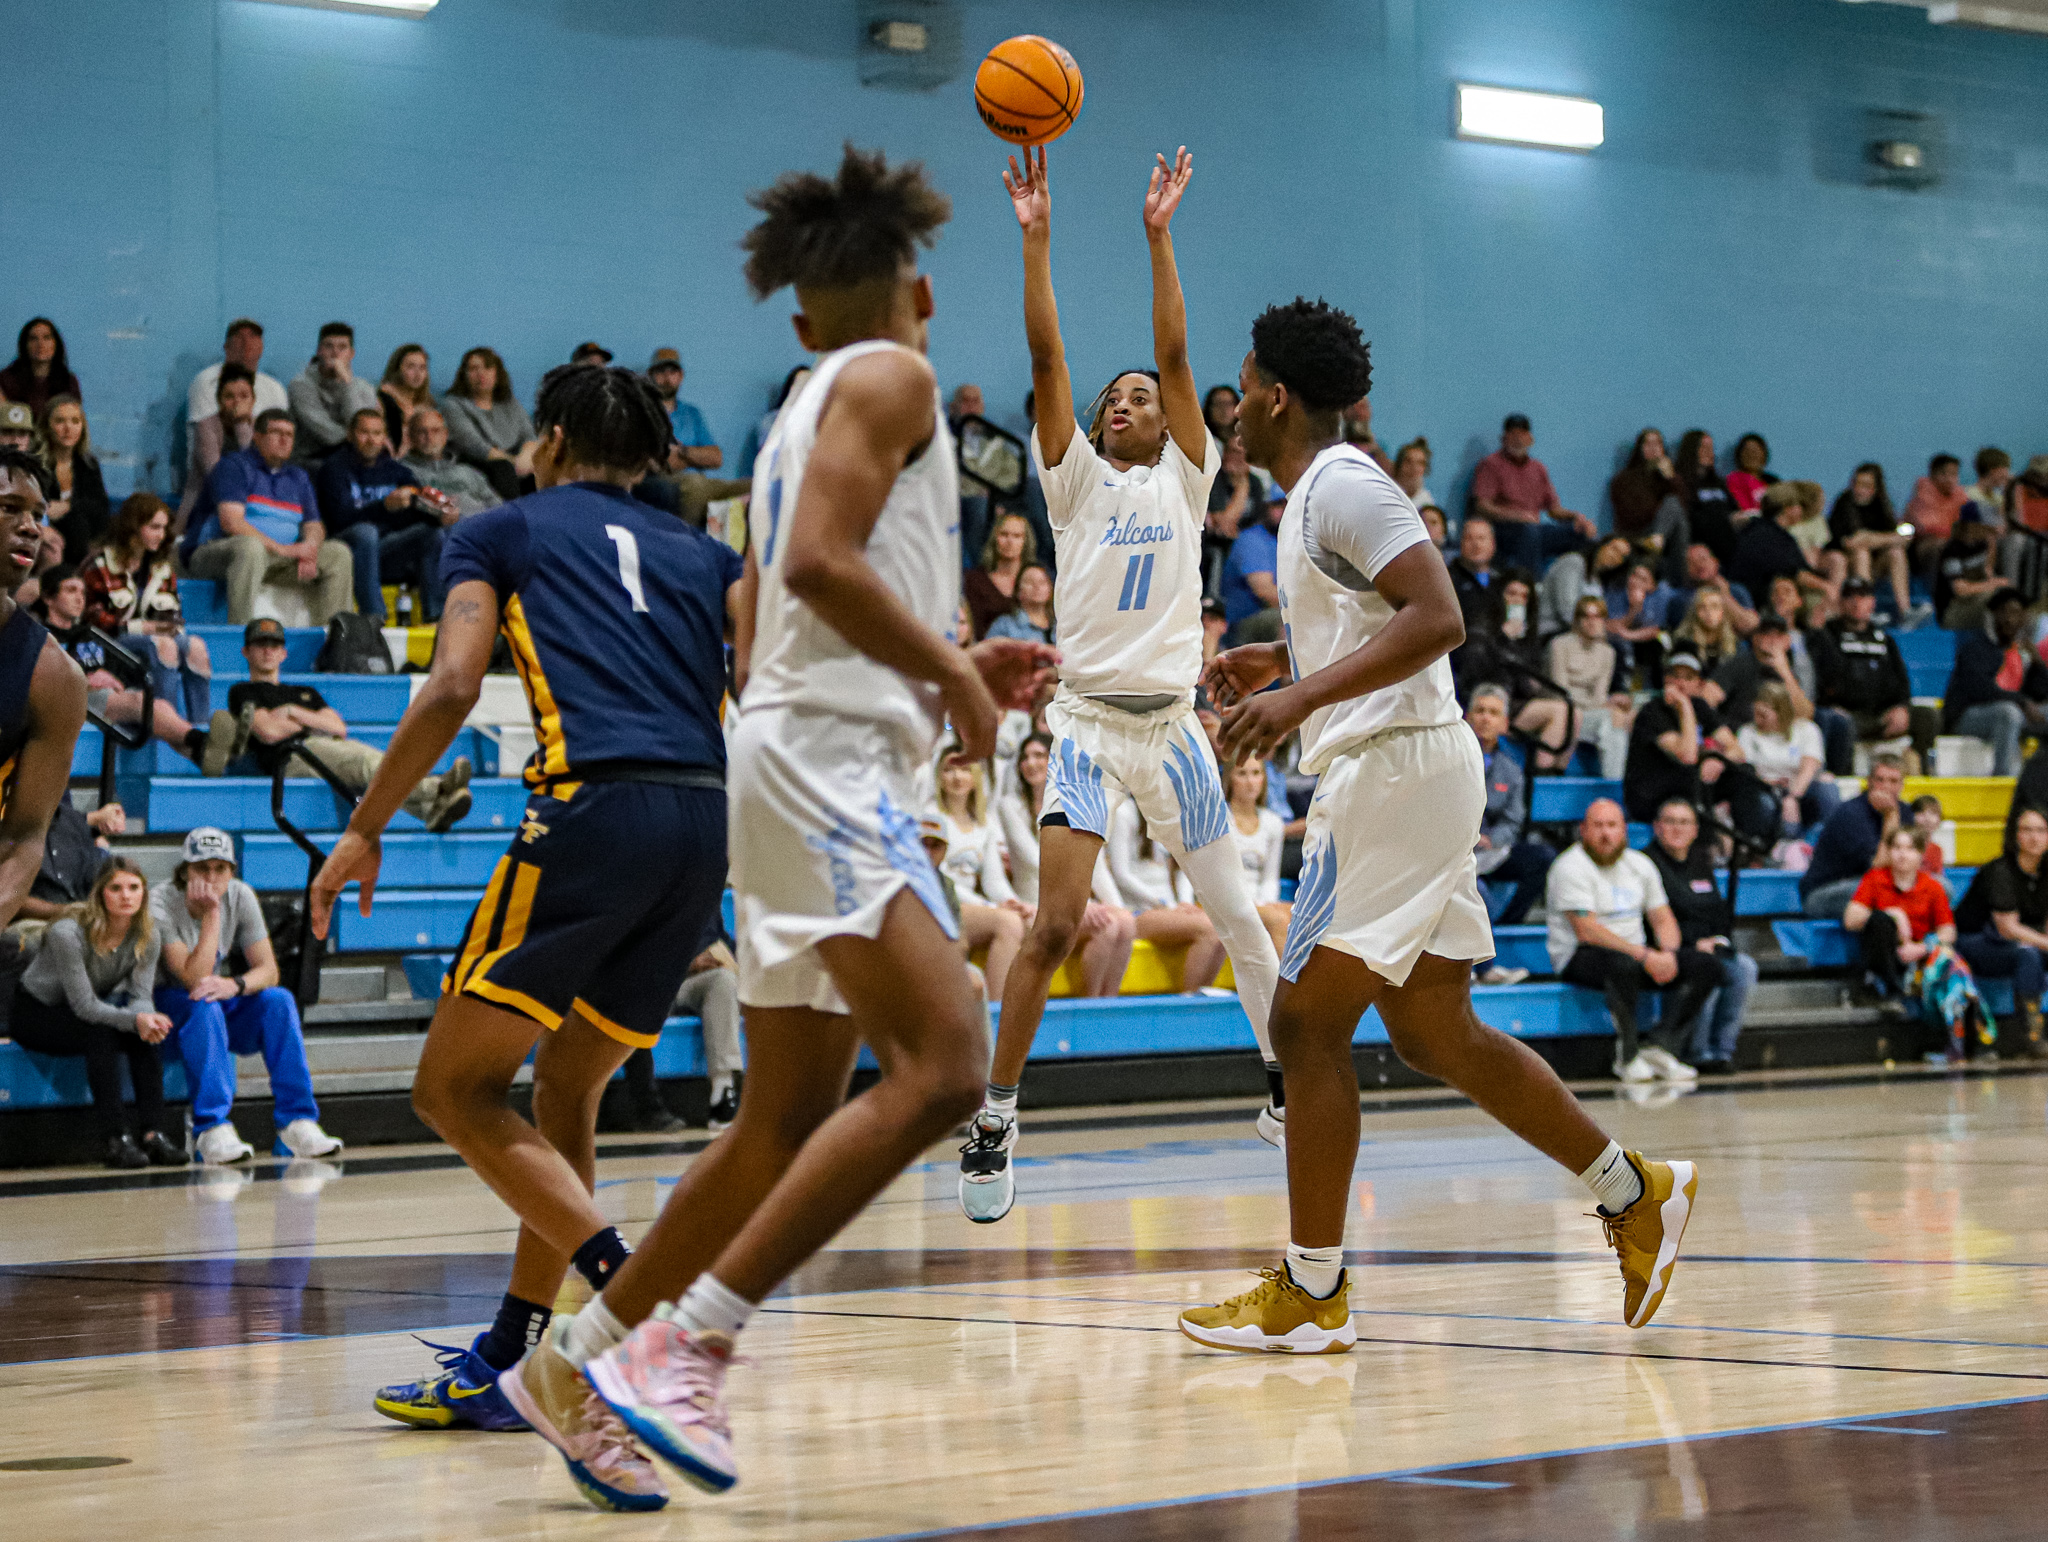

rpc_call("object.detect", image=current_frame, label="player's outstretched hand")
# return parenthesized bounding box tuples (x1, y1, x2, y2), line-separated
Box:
(308, 828, 383, 942)
(1202, 641, 1288, 710)
(1143, 146, 1193, 237)
(1218, 683, 1309, 768)
(1003, 144, 1050, 235)
(969, 636, 1059, 711)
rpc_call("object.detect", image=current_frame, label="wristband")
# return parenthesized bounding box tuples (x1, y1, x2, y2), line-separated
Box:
(234, 974, 248, 997)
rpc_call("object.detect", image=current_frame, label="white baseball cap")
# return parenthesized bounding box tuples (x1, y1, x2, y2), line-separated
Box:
(182, 827, 235, 865)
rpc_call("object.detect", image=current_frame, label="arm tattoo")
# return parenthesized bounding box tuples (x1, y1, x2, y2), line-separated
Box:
(447, 598, 487, 624)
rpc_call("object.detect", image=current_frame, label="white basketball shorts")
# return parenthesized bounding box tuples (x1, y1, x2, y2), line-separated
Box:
(1039, 693, 1229, 854)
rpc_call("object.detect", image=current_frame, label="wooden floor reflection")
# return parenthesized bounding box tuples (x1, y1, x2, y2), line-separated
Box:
(4, 1070, 2047, 1539)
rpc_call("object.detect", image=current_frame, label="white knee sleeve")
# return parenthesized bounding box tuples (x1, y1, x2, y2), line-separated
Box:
(1175, 837, 1280, 1062)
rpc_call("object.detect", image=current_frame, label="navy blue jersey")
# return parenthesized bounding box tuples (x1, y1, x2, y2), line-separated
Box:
(440, 482, 741, 787)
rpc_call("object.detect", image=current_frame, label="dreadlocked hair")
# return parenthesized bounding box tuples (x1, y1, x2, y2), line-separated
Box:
(532, 364, 675, 475)
(742, 144, 951, 301)
(0, 447, 51, 498)
(1084, 368, 1162, 451)
(1249, 297, 1373, 414)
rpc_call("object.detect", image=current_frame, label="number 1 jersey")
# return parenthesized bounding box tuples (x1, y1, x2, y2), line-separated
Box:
(1032, 423, 1216, 701)
(439, 481, 741, 787)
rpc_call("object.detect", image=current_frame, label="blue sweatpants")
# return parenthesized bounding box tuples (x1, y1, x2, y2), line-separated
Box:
(159, 985, 320, 1132)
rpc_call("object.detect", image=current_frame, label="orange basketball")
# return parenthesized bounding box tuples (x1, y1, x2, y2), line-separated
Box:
(974, 35, 1083, 146)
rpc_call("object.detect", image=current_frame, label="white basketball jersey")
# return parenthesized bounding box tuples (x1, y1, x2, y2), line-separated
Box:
(743, 340, 961, 754)
(1032, 423, 1216, 700)
(1277, 443, 1459, 774)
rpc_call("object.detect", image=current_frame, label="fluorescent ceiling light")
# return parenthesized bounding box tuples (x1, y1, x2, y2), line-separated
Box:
(250, 0, 438, 17)
(1455, 83, 1604, 152)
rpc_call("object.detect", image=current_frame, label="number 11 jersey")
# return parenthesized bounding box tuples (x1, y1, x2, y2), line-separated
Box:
(439, 480, 742, 788)
(1032, 423, 1216, 701)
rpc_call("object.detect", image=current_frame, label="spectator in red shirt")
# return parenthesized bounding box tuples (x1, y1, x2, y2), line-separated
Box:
(1470, 412, 1593, 574)
(1844, 825, 1990, 1057)
(1904, 453, 1968, 569)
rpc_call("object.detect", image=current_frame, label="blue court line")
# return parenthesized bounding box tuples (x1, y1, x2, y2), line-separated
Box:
(1824, 1423, 1946, 1435)
(1386, 1475, 1515, 1490)
(856, 1389, 2048, 1542)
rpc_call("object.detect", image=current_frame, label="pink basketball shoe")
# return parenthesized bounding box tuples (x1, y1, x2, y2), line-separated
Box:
(584, 1303, 739, 1493)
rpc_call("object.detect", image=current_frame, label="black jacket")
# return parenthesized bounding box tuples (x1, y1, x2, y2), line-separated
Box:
(1810, 619, 1911, 716)
(1647, 839, 1733, 946)
(1943, 629, 2048, 730)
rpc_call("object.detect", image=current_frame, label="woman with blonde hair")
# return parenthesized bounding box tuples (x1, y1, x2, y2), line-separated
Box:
(935, 747, 1031, 1000)
(964, 510, 1036, 640)
(1737, 681, 1838, 832)
(1672, 586, 1740, 677)
(995, 732, 1135, 994)
(10, 858, 185, 1169)
(378, 343, 437, 454)
(1548, 594, 1631, 777)
(39, 393, 108, 564)
(1227, 758, 1290, 955)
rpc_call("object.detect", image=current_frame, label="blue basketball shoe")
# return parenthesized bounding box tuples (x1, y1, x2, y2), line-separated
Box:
(373, 1334, 530, 1431)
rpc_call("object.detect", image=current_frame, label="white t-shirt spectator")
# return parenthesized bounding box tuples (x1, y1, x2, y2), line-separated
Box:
(1544, 844, 1668, 972)
(937, 813, 1016, 906)
(1230, 808, 1285, 904)
(1736, 719, 1825, 791)
(187, 362, 288, 423)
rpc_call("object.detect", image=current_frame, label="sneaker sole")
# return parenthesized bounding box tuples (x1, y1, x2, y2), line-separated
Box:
(1628, 1160, 1699, 1329)
(584, 1355, 737, 1494)
(1176, 1316, 1357, 1355)
(1255, 1106, 1285, 1149)
(372, 1394, 465, 1430)
(499, 1354, 670, 1511)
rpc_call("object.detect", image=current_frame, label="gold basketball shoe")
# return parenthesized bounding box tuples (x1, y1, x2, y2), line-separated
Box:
(1599, 1152, 1700, 1328)
(1178, 1267, 1356, 1354)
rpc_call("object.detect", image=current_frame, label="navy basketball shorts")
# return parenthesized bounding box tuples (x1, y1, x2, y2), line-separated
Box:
(444, 780, 727, 1048)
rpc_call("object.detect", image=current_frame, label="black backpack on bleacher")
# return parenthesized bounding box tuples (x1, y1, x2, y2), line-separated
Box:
(316, 612, 393, 674)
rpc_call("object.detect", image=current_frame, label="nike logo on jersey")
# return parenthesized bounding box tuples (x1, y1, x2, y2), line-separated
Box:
(1099, 514, 1175, 548)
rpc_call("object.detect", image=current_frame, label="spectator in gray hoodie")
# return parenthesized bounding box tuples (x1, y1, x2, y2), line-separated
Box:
(287, 322, 379, 466)
(401, 406, 501, 517)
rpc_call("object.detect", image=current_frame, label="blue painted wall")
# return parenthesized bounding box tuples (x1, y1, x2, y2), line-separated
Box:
(7, 0, 2045, 518)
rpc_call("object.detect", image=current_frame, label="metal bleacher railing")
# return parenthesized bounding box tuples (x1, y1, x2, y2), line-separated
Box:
(81, 625, 155, 807)
(266, 738, 357, 1011)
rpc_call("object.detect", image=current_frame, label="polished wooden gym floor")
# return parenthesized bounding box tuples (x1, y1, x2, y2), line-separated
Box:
(5, 1066, 2048, 1539)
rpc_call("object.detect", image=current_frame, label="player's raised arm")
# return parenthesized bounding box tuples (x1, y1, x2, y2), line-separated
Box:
(1007, 147, 1077, 468)
(1142, 146, 1205, 460)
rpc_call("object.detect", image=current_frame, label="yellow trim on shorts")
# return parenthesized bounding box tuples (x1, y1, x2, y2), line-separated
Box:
(461, 973, 564, 1030)
(573, 997, 660, 1050)
(465, 861, 542, 990)
(447, 855, 513, 993)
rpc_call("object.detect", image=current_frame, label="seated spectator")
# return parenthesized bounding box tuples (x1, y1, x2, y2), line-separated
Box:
(179, 363, 258, 524)
(1942, 587, 2048, 776)
(679, 937, 745, 1131)
(1828, 462, 1920, 623)
(442, 347, 536, 502)
(1964, 447, 2011, 525)
(1202, 384, 1240, 444)
(316, 407, 456, 624)
(1545, 799, 1719, 1082)
(1467, 571, 1574, 770)
(39, 396, 108, 566)
(184, 410, 354, 626)
(643, 348, 747, 527)
(1670, 587, 1741, 679)
(0, 400, 37, 454)
(1607, 559, 1670, 689)
(401, 406, 501, 517)
(41, 565, 226, 767)
(187, 319, 288, 445)
(1903, 453, 1968, 569)
(994, 732, 1134, 996)
(1204, 427, 1261, 597)
(934, 749, 1031, 1000)
(1221, 485, 1283, 639)
(1665, 542, 1758, 637)
(287, 322, 380, 466)
(10, 858, 187, 1169)
(1935, 505, 2004, 632)
(1674, 428, 1739, 564)
(1784, 480, 1843, 584)
(150, 829, 343, 1164)
(224, 618, 473, 829)
(377, 343, 436, 454)
(1548, 596, 1631, 778)
(1843, 826, 1991, 1057)
(1910, 794, 1946, 877)
(1107, 798, 1228, 992)
(964, 511, 1034, 640)
(1645, 798, 1754, 1075)
(1810, 578, 1932, 770)
(1737, 682, 1838, 833)
(1724, 431, 1777, 511)
(1418, 503, 1450, 554)
(1608, 427, 1688, 576)
(1704, 613, 1812, 730)
(1340, 397, 1385, 466)
(1227, 759, 1291, 957)
(0, 317, 81, 418)
(1953, 804, 2048, 1057)
(1392, 436, 1435, 511)
(1622, 650, 1780, 848)
(1447, 513, 1501, 642)
(1537, 533, 1632, 640)
(16, 796, 123, 921)
(1799, 752, 1905, 918)
(985, 563, 1055, 646)
(1465, 686, 1555, 933)
(1729, 481, 1835, 611)
(82, 493, 213, 726)
(1469, 412, 1593, 572)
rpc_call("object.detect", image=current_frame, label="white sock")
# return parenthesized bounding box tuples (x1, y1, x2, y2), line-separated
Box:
(671, 1272, 756, 1340)
(1174, 837, 1281, 1061)
(1581, 1140, 1644, 1215)
(559, 1296, 628, 1368)
(1283, 1241, 1344, 1299)
(710, 1074, 733, 1100)
(983, 1082, 1019, 1118)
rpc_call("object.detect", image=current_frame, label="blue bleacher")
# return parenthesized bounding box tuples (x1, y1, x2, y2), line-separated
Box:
(146, 776, 526, 833)
(242, 831, 507, 889)
(122, 725, 488, 779)
(189, 624, 328, 672)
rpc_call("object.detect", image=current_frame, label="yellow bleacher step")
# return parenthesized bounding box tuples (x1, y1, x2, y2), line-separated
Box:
(1901, 777, 2013, 822)
(1953, 822, 2006, 865)
(969, 939, 1237, 998)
